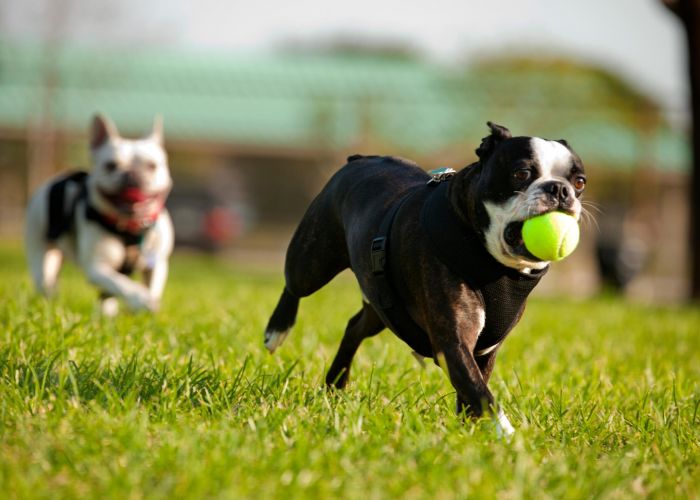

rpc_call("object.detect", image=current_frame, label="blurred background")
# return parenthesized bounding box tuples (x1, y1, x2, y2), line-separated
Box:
(0, 0, 694, 302)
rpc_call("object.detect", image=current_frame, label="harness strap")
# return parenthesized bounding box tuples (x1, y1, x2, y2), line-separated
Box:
(47, 171, 89, 241)
(369, 188, 434, 359)
(84, 203, 146, 247)
(370, 193, 413, 309)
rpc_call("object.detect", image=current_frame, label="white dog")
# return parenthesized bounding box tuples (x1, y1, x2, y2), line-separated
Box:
(25, 114, 174, 316)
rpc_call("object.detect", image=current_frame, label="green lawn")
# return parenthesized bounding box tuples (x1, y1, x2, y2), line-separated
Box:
(0, 242, 698, 499)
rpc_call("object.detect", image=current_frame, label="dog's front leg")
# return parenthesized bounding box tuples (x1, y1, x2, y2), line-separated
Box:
(434, 342, 514, 438)
(435, 344, 495, 417)
(85, 262, 157, 312)
(78, 228, 157, 312)
(143, 258, 168, 309)
(141, 213, 174, 310)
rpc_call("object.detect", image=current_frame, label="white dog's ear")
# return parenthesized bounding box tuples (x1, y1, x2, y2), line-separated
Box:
(148, 115, 164, 145)
(90, 114, 119, 150)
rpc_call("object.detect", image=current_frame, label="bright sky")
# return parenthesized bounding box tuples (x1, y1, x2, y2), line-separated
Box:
(0, 0, 687, 121)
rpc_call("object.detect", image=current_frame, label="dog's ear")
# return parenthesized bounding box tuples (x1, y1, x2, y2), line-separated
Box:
(475, 121, 512, 162)
(148, 114, 164, 145)
(557, 138, 570, 148)
(90, 114, 119, 150)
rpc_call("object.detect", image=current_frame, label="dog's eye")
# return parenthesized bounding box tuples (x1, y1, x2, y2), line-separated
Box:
(513, 169, 531, 182)
(574, 176, 586, 191)
(104, 161, 118, 173)
(146, 162, 157, 172)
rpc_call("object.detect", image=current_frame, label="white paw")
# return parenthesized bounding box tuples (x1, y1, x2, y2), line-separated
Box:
(495, 410, 515, 440)
(126, 290, 158, 312)
(264, 329, 289, 353)
(100, 297, 120, 317)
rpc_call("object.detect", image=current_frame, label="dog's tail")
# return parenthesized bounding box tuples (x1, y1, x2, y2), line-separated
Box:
(264, 288, 299, 353)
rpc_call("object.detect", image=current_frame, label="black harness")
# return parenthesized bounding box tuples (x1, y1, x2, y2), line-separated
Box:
(46, 171, 148, 276)
(370, 176, 547, 359)
(370, 187, 434, 358)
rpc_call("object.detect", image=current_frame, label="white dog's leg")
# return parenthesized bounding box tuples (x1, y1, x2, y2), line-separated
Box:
(26, 238, 63, 296)
(26, 240, 52, 295)
(42, 247, 63, 293)
(25, 188, 63, 296)
(77, 220, 159, 312)
(142, 212, 174, 311)
(143, 260, 168, 311)
(85, 263, 156, 312)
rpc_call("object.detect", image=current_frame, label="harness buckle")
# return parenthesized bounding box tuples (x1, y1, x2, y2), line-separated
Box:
(427, 167, 456, 185)
(371, 237, 387, 275)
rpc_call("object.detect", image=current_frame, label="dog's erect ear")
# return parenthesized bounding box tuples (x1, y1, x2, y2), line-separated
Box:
(148, 114, 164, 145)
(90, 114, 119, 150)
(475, 121, 512, 162)
(557, 138, 570, 148)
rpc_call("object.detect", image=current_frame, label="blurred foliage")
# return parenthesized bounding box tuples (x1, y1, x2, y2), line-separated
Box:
(468, 56, 662, 129)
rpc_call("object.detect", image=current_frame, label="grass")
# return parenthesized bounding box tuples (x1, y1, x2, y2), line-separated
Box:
(0, 241, 699, 499)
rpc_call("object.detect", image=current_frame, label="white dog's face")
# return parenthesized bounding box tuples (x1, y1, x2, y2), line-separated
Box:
(87, 115, 172, 217)
(466, 123, 587, 272)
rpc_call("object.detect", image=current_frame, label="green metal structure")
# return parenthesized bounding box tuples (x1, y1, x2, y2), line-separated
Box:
(0, 42, 688, 171)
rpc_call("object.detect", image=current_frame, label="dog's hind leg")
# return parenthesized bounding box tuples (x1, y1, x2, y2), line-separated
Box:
(26, 239, 63, 297)
(25, 185, 65, 296)
(264, 197, 350, 353)
(325, 301, 385, 389)
(264, 288, 300, 353)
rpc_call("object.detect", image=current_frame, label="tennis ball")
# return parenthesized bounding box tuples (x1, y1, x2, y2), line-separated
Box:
(522, 212, 580, 261)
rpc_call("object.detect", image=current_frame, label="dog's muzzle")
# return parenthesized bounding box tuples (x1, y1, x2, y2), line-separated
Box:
(504, 221, 539, 261)
(99, 186, 165, 215)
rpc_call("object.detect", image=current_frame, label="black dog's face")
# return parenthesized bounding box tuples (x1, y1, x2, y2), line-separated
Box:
(471, 123, 586, 271)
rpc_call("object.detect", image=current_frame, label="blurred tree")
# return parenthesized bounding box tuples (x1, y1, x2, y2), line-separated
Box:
(465, 57, 663, 130)
(662, 0, 700, 301)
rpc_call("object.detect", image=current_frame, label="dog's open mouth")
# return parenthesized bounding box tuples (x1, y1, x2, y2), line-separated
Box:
(504, 221, 540, 261)
(100, 187, 162, 214)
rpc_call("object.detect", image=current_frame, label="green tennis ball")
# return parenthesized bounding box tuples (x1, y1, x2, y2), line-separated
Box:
(522, 212, 580, 261)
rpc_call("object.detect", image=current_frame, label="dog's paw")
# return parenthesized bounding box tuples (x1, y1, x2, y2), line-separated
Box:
(494, 410, 515, 440)
(264, 329, 289, 353)
(100, 297, 120, 317)
(125, 289, 159, 312)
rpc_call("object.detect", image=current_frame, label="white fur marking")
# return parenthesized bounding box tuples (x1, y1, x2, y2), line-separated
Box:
(474, 307, 486, 339)
(475, 342, 499, 357)
(264, 329, 290, 353)
(530, 137, 573, 180)
(484, 198, 549, 271)
(495, 409, 515, 439)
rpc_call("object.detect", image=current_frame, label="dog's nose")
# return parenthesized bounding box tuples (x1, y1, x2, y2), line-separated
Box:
(541, 181, 573, 204)
(122, 171, 140, 188)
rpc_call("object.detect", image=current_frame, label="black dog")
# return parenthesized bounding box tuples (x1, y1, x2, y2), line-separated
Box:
(264, 122, 586, 436)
